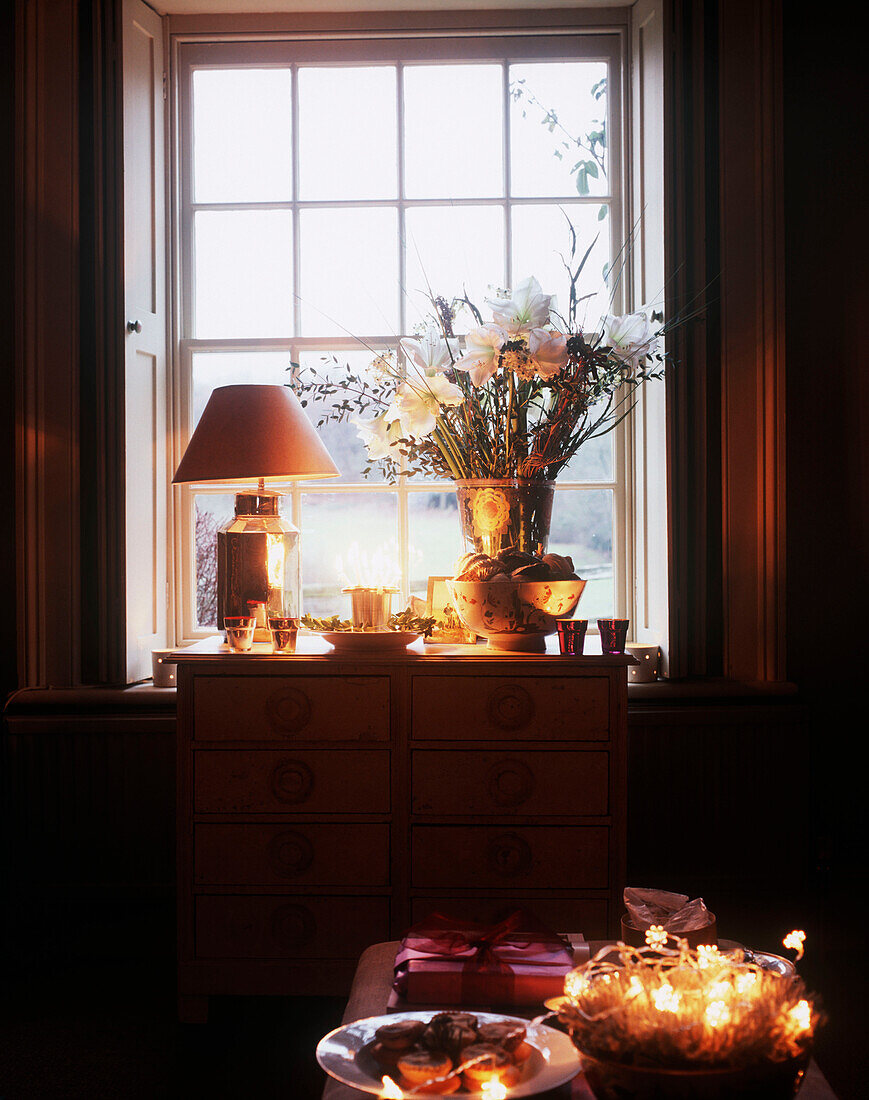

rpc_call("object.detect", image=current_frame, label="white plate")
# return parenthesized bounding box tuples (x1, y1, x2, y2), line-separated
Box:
(316, 1010, 581, 1098)
(321, 631, 420, 654)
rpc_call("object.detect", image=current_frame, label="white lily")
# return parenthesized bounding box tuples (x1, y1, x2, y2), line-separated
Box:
(400, 329, 458, 376)
(486, 276, 554, 333)
(603, 310, 661, 370)
(453, 324, 507, 386)
(351, 409, 405, 461)
(391, 373, 464, 439)
(527, 328, 569, 380)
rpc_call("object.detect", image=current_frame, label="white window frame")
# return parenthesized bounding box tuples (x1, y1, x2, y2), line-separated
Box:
(168, 24, 647, 646)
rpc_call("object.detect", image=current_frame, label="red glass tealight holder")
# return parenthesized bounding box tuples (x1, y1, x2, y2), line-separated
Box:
(268, 615, 299, 654)
(557, 619, 588, 655)
(224, 615, 256, 652)
(598, 618, 630, 655)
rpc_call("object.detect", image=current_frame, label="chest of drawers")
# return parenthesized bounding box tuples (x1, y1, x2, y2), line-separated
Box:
(174, 638, 630, 1021)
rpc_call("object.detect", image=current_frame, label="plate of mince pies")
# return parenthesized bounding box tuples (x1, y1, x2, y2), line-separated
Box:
(316, 1009, 581, 1097)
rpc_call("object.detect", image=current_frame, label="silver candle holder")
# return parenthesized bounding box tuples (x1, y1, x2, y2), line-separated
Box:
(343, 586, 399, 629)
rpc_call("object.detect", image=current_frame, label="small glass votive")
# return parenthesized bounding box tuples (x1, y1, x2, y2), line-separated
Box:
(598, 618, 630, 655)
(557, 619, 588, 655)
(269, 615, 299, 654)
(224, 615, 256, 652)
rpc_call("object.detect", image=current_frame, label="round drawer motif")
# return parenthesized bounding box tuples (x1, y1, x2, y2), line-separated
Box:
(265, 687, 312, 736)
(271, 758, 315, 805)
(486, 683, 535, 731)
(267, 829, 314, 877)
(270, 903, 316, 950)
(486, 759, 535, 807)
(485, 831, 533, 879)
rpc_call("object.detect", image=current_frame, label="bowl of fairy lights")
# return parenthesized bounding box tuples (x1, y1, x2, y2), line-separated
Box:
(557, 928, 822, 1100)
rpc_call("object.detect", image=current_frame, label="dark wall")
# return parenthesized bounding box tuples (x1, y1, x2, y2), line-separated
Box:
(1, 4, 17, 702)
(783, 14, 867, 872)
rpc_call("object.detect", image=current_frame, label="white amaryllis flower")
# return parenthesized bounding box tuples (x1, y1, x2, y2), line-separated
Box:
(400, 329, 458, 376)
(485, 276, 554, 333)
(453, 323, 507, 386)
(603, 310, 661, 369)
(527, 328, 569, 380)
(351, 409, 404, 461)
(391, 374, 463, 439)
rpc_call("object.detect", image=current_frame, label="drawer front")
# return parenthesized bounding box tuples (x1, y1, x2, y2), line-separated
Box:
(411, 676, 609, 741)
(195, 823, 390, 886)
(413, 826, 608, 889)
(193, 675, 389, 741)
(412, 751, 608, 816)
(411, 896, 609, 939)
(195, 895, 390, 959)
(194, 750, 390, 813)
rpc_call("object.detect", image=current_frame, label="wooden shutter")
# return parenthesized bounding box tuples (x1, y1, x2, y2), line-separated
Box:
(122, 0, 167, 682)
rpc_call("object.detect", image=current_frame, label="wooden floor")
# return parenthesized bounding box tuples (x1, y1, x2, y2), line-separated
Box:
(0, 962, 345, 1100)
(0, 893, 862, 1100)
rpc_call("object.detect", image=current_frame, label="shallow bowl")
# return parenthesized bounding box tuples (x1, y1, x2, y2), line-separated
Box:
(578, 1049, 811, 1100)
(447, 577, 586, 653)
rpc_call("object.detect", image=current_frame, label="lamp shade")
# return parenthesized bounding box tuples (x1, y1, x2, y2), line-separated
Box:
(172, 384, 339, 484)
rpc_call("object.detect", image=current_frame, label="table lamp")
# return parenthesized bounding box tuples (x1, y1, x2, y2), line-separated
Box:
(172, 384, 339, 636)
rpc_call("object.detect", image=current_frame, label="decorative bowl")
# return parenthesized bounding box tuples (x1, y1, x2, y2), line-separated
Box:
(578, 1049, 811, 1100)
(446, 577, 586, 652)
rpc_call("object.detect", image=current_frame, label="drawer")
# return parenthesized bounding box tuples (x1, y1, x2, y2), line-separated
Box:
(195, 823, 389, 886)
(413, 826, 608, 889)
(194, 750, 390, 813)
(412, 676, 609, 741)
(411, 896, 609, 939)
(195, 895, 390, 959)
(412, 751, 608, 816)
(193, 675, 389, 741)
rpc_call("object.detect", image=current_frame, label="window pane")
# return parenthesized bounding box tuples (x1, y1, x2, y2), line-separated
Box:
(194, 211, 293, 337)
(550, 488, 613, 620)
(560, 405, 614, 482)
(297, 350, 385, 484)
(298, 67, 397, 200)
(509, 61, 608, 198)
(193, 493, 235, 629)
(299, 207, 399, 336)
(193, 69, 292, 204)
(403, 65, 503, 199)
(511, 203, 611, 332)
(300, 492, 398, 616)
(408, 490, 463, 599)
(404, 205, 505, 330)
(191, 350, 292, 429)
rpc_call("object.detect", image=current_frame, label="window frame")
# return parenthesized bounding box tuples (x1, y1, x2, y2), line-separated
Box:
(169, 23, 637, 644)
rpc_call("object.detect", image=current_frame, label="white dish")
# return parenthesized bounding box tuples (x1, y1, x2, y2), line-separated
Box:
(321, 630, 420, 654)
(316, 1010, 581, 1098)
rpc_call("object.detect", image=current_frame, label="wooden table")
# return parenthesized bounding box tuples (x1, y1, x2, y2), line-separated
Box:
(320, 940, 838, 1100)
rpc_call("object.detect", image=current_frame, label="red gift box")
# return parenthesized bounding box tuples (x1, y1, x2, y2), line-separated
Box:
(392, 910, 578, 1007)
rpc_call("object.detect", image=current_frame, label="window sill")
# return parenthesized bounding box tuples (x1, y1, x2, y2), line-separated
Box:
(5, 677, 801, 720)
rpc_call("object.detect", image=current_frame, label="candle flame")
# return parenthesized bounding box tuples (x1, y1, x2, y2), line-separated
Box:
(266, 535, 285, 590)
(783, 930, 806, 960)
(378, 1076, 404, 1099)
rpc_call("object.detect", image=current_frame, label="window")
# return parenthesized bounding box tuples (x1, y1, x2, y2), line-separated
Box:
(172, 29, 632, 641)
